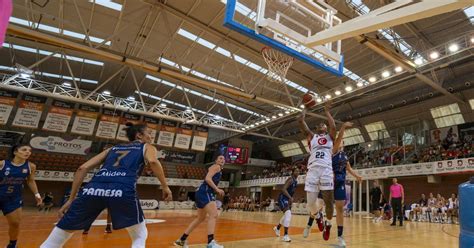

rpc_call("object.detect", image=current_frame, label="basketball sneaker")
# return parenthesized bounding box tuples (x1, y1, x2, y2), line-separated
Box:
(303, 225, 311, 238)
(105, 224, 112, 233)
(316, 213, 324, 232)
(337, 236, 346, 247)
(207, 240, 224, 248)
(273, 226, 280, 237)
(323, 221, 331, 241)
(174, 239, 189, 248)
(282, 235, 291, 242)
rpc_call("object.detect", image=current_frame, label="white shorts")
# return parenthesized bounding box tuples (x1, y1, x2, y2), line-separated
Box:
(304, 166, 334, 192)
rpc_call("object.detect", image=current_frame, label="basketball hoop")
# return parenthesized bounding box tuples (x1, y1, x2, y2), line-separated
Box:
(261, 47, 294, 83)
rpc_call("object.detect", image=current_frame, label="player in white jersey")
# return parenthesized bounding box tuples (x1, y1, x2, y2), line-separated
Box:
(299, 102, 350, 241)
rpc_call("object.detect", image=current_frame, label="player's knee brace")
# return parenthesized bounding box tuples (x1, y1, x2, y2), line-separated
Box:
(126, 221, 148, 248)
(283, 210, 292, 227)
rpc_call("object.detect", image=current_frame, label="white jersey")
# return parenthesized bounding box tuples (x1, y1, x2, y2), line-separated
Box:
(307, 133, 333, 169)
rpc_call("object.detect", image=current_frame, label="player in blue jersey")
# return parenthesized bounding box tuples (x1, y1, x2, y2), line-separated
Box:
(273, 167, 300, 242)
(41, 123, 172, 248)
(1, 143, 42, 248)
(332, 143, 362, 247)
(174, 155, 225, 248)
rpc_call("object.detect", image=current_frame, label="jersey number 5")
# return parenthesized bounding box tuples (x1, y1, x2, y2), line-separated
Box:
(113, 151, 130, 167)
(314, 152, 325, 159)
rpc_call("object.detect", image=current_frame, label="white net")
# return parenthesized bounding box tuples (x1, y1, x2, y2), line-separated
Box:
(261, 47, 294, 83)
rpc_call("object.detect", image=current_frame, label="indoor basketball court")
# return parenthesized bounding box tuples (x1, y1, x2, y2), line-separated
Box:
(0, 0, 473, 248)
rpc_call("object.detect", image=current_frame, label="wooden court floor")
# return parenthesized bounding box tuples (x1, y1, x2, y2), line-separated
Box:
(0, 208, 459, 247)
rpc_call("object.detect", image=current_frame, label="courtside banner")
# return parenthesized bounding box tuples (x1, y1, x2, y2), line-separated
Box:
(71, 104, 99, 136)
(116, 112, 141, 141)
(0, 90, 18, 125)
(174, 123, 193, 149)
(12, 94, 46, 128)
(42, 100, 74, 133)
(95, 109, 121, 139)
(30, 136, 92, 155)
(191, 126, 208, 151)
(144, 116, 159, 143)
(157, 120, 177, 147)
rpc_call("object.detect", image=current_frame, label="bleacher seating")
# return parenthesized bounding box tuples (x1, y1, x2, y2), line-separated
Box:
(159, 201, 195, 210)
(176, 165, 207, 179)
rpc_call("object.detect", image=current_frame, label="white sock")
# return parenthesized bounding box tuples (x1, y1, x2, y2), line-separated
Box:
(283, 210, 292, 227)
(40, 227, 74, 248)
(126, 221, 148, 248)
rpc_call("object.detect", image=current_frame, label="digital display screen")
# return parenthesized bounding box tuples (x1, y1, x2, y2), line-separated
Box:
(224, 146, 248, 164)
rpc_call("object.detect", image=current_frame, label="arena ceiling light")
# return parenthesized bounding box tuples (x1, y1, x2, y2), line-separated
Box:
(127, 96, 135, 101)
(394, 66, 403, 73)
(356, 81, 364, 87)
(89, 0, 123, 11)
(316, 98, 322, 103)
(334, 90, 341, 96)
(381, 71, 390, 78)
(62, 82, 72, 87)
(9, 17, 111, 45)
(414, 57, 423, 65)
(368, 77, 376, 83)
(345, 86, 353, 92)
(159, 103, 167, 108)
(429, 51, 439, 59)
(2, 42, 104, 66)
(471, 37, 474, 43)
(325, 94, 332, 99)
(448, 44, 459, 52)
(102, 90, 111, 95)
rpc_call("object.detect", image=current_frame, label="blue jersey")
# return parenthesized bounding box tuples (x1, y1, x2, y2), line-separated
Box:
(332, 151, 348, 182)
(89, 142, 146, 186)
(285, 177, 298, 197)
(198, 169, 222, 194)
(0, 160, 30, 197)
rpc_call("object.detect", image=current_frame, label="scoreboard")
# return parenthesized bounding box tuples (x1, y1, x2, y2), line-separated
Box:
(224, 146, 249, 164)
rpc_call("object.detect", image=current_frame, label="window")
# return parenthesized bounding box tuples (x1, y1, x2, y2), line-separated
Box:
(279, 143, 303, 157)
(430, 103, 465, 128)
(365, 121, 390, 141)
(463, 6, 474, 24)
(9, 17, 111, 45)
(469, 99, 474, 110)
(301, 139, 310, 153)
(89, 0, 123, 11)
(402, 133, 414, 146)
(341, 128, 365, 145)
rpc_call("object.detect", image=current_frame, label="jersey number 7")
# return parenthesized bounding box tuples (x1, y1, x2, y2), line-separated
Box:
(113, 151, 130, 167)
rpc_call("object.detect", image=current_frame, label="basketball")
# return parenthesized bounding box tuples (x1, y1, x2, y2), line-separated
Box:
(303, 93, 316, 108)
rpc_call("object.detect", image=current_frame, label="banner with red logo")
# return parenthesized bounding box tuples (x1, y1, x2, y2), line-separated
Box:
(12, 94, 46, 128)
(42, 100, 74, 132)
(144, 116, 159, 143)
(174, 123, 193, 149)
(434, 158, 474, 174)
(71, 104, 99, 136)
(191, 126, 208, 151)
(157, 120, 177, 147)
(0, 90, 18, 125)
(95, 109, 121, 139)
(116, 112, 142, 141)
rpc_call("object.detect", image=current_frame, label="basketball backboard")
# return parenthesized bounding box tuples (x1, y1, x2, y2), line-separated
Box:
(223, 0, 472, 77)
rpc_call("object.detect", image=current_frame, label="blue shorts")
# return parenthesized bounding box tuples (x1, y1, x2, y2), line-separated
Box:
(195, 189, 215, 209)
(278, 194, 291, 210)
(0, 194, 22, 215)
(334, 181, 346, 201)
(57, 183, 143, 230)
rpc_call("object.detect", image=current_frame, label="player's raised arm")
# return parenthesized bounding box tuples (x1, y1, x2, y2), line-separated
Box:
(333, 122, 353, 153)
(324, 102, 336, 140)
(299, 108, 314, 139)
(145, 144, 172, 201)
